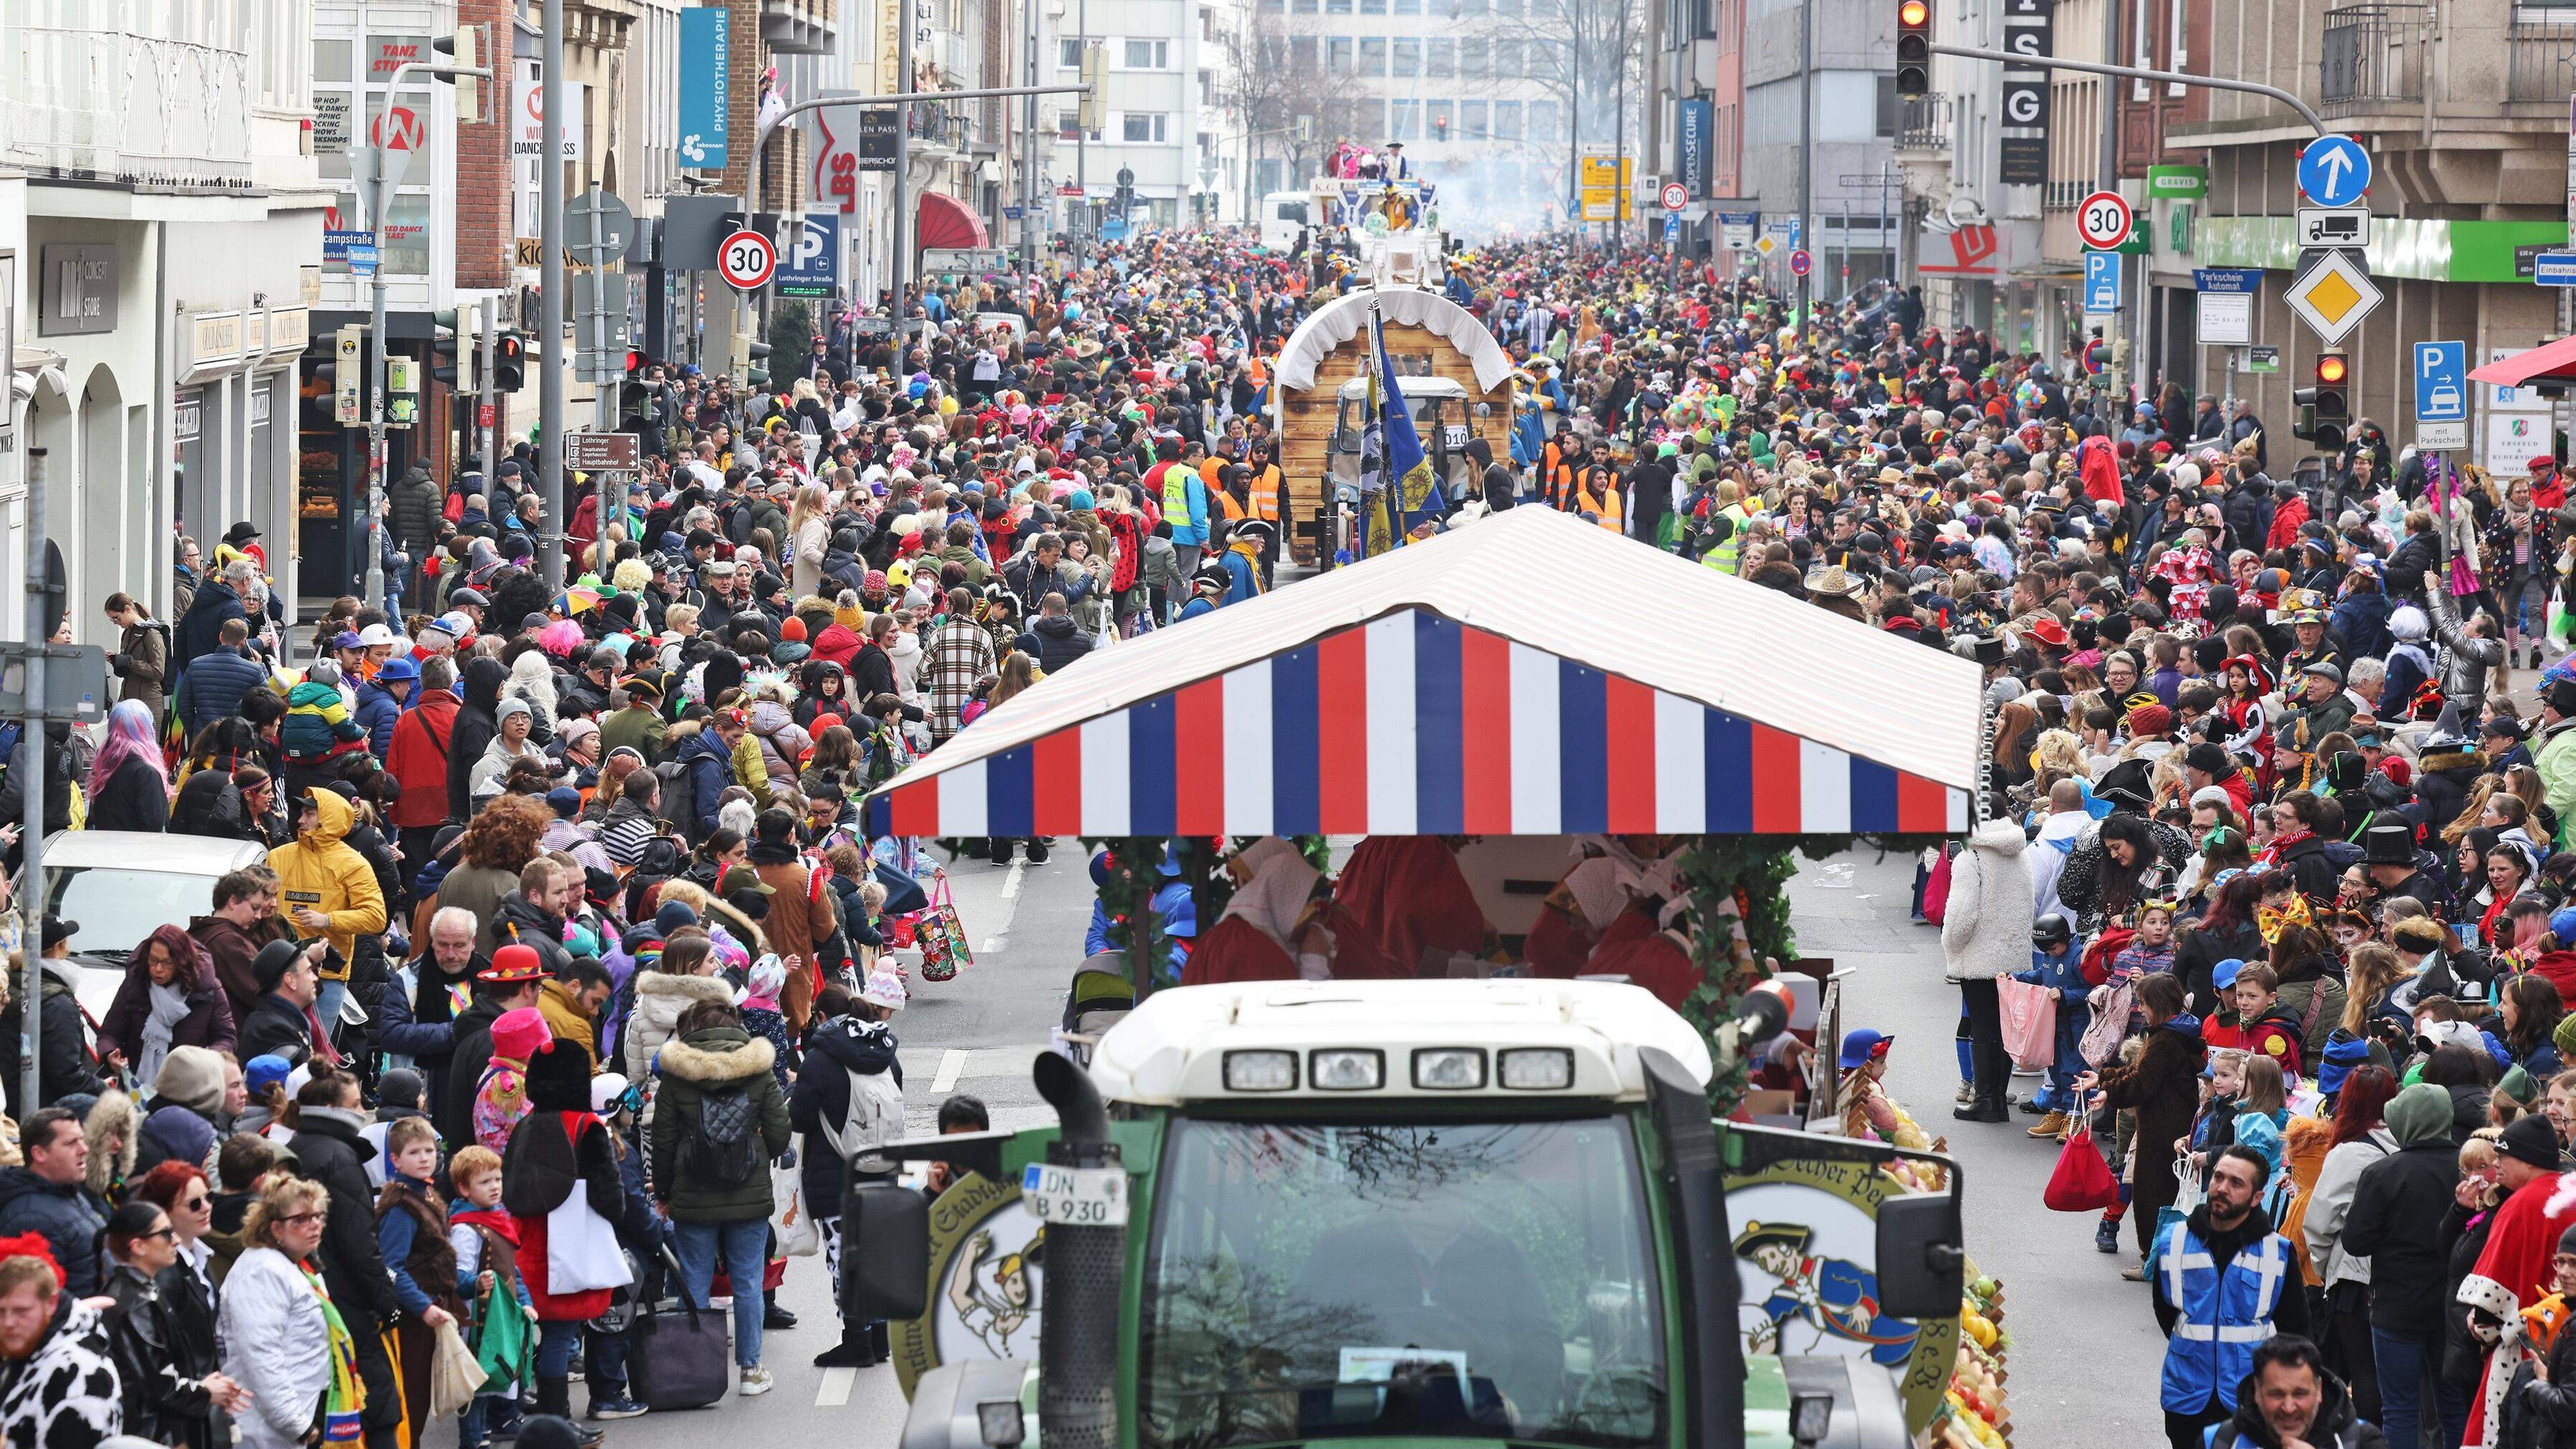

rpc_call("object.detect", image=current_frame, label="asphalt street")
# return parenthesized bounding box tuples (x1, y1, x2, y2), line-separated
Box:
(585, 843, 2162, 1448)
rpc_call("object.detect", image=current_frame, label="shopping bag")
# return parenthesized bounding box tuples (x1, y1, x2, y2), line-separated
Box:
(2079, 979, 2136, 1068)
(2154, 1151, 2204, 1245)
(1998, 976, 2059, 1071)
(883, 912, 919, 951)
(872, 859, 930, 918)
(633, 1250, 732, 1411)
(771, 1159, 820, 1258)
(428, 1320, 489, 1420)
(2043, 1123, 2123, 1214)
(546, 1190, 635, 1293)
(917, 875, 973, 983)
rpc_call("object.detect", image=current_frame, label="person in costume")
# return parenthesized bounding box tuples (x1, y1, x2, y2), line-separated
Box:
(2459, 1114, 2576, 1448)
(1332, 835, 1491, 977)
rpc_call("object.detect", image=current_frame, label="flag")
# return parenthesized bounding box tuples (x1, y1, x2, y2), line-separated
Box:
(1361, 301, 1448, 555)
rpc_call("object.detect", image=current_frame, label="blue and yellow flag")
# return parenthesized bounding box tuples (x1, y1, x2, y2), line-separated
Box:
(1362, 302, 1448, 556)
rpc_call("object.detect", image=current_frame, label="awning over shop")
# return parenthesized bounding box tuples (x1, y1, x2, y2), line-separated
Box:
(916, 191, 989, 252)
(2469, 335, 2576, 389)
(867, 509, 1982, 839)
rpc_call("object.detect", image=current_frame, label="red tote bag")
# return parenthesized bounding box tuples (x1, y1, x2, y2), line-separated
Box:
(2042, 1122, 2122, 1214)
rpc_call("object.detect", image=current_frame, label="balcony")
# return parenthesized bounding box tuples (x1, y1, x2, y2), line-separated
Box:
(761, 0, 837, 55)
(2043, 179, 2096, 211)
(2510, 20, 2576, 102)
(5, 27, 252, 191)
(906, 97, 976, 155)
(1894, 96, 1951, 156)
(2319, 3, 2431, 117)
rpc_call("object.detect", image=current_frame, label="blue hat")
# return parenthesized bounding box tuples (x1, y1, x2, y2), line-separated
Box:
(1069, 488, 1096, 511)
(2551, 907, 2576, 945)
(2162, 1013, 2202, 1037)
(654, 900, 700, 934)
(2316, 1032, 2375, 1097)
(374, 656, 419, 684)
(545, 786, 583, 818)
(245, 1054, 293, 1096)
(2213, 957, 2247, 990)
(1838, 1028, 1893, 1071)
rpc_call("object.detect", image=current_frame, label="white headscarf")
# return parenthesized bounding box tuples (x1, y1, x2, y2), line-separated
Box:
(1216, 839, 1322, 950)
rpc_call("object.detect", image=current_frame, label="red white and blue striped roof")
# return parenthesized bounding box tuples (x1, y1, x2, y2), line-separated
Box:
(865, 508, 1981, 839)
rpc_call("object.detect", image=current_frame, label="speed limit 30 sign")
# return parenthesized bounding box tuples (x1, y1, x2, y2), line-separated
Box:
(1659, 182, 1688, 212)
(2076, 191, 2133, 250)
(716, 229, 777, 290)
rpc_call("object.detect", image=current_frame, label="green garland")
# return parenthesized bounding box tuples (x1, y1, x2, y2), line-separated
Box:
(1672, 834, 1859, 1113)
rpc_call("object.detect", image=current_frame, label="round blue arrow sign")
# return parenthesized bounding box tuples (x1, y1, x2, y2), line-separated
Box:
(2298, 135, 2371, 207)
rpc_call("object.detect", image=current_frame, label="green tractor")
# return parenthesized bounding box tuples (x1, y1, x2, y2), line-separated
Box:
(840, 978, 1964, 1449)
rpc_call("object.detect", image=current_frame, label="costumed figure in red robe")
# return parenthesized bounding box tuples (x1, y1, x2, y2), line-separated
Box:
(1332, 835, 1493, 975)
(2459, 1116, 2576, 1447)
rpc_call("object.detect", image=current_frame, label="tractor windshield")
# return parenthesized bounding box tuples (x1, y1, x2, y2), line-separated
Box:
(1138, 1116, 1665, 1449)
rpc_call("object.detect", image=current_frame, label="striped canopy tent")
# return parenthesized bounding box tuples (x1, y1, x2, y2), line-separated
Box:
(865, 508, 1984, 840)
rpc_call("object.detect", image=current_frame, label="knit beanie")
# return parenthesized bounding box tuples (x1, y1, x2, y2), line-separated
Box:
(152, 1045, 227, 1116)
(491, 1006, 552, 1063)
(836, 600, 867, 631)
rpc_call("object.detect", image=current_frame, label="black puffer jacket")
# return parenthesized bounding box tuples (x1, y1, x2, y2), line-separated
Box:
(789, 1015, 902, 1214)
(445, 657, 508, 822)
(286, 1106, 402, 1326)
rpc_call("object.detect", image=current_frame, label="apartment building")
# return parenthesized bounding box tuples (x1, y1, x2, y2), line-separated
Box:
(1736, 0, 1897, 296)
(3, 0, 329, 629)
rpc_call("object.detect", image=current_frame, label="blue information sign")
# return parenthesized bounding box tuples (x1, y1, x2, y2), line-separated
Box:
(2083, 250, 2123, 312)
(323, 229, 372, 263)
(347, 242, 379, 278)
(2297, 134, 2371, 207)
(2414, 341, 2467, 423)
(774, 212, 839, 298)
(678, 8, 731, 170)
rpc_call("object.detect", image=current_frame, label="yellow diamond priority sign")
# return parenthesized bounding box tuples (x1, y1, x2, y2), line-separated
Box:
(2283, 248, 2383, 346)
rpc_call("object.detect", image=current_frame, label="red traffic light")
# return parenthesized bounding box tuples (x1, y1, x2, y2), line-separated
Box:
(2316, 352, 2348, 384)
(1898, 0, 1929, 25)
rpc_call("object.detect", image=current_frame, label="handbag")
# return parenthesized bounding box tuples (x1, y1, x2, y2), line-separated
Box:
(2079, 979, 2136, 1068)
(916, 875, 973, 983)
(771, 1160, 820, 1258)
(633, 1249, 734, 1411)
(427, 1320, 489, 1420)
(1998, 976, 2059, 1071)
(545, 1190, 635, 1294)
(2043, 1122, 2123, 1214)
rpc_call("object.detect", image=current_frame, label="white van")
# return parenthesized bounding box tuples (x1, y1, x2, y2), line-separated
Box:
(1258, 192, 1311, 252)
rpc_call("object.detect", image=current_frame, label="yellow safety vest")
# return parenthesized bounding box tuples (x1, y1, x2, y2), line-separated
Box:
(1709, 500, 1761, 574)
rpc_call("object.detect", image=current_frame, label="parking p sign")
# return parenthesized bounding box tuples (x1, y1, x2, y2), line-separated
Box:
(2415, 339, 2469, 450)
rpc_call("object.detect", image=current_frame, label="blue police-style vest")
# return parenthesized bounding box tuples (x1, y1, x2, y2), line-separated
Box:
(2155, 1220, 2292, 1412)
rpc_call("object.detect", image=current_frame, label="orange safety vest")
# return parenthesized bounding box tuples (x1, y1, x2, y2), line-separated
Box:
(1249, 464, 1281, 521)
(1216, 489, 1248, 522)
(1574, 477, 1623, 531)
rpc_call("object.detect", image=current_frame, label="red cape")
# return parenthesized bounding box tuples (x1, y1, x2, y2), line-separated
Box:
(1332, 837, 1489, 977)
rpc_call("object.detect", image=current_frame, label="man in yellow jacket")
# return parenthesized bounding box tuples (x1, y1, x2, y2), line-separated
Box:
(266, 786, 387, 1028)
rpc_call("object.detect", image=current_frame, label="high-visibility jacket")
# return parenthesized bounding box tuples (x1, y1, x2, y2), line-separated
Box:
(1572, 479, 1623, 533)
(1708, 500, 1761, 574)
(1540, 440, 1577, 510)
(2151, 1220, 2291, 1413)
(1248, 464, 1281, 521)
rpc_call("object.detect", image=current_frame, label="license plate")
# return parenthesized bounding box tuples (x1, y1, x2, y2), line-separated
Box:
(1021, 1163, 1130, 1226)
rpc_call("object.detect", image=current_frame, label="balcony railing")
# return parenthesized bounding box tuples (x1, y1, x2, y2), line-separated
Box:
(5, 28, 253, 190)
(2043, 178, 2095, 211)
(2510, 20, 2576, 101)
(2320, 3, 2431, 116)
(1894, 95, 1951, 154)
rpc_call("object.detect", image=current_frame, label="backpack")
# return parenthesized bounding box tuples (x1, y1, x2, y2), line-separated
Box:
(653, 757, 702, 846)
(821, 1061, 906, 1176)
(684, 1083, 761, 1189)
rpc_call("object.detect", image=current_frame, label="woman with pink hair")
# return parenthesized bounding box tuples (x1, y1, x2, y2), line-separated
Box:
(87, 697, 172, 833)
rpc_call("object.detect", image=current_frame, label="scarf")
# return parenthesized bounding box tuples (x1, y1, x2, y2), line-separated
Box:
(136, 981, 194, 1088)
(298, 1260, 368, 1443)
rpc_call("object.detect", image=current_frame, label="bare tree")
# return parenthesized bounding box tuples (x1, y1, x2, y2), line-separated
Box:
(1223, 5, 1390, 184)
(1466, 0, 1642, 208)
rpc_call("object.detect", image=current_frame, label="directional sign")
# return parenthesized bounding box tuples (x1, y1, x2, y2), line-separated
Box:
(714, 229, 775, 290)
(1717, 210, 1758, 251)
(567, 433, 641, 470)
(1788, 248, 1812, 276)
(1660, 181, 1688, 211)
(2298, 134, 2372, 207)
(347, 241, 380, 278)
(2414, 341, 2468, 423)
(2535, 252, 2576, 287)
(2282, 247, 2383, 345)
(2296, 207, 2370, 250)
(2083, 250, 2123, 313)
(2076, 191, 2133, 250)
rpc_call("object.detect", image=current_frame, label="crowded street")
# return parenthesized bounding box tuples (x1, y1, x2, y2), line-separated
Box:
(13, 0, 2576, 1440)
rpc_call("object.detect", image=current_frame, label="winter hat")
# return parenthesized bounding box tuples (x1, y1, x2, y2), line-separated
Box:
(859, 969, 908, 1011)
(747, 954, 788, 1008)
(525, 1035, 591, 1112)
(244, 1054, 294, 1099)
(2314, 1031, 2377, 1097)
(490, 1006, 552, 1063)
(378, 1067, 426, 1110)
(2502, 1113, 2562, 1169)
(654, 900, 701, 935)
(152, 1046, 227, 1116)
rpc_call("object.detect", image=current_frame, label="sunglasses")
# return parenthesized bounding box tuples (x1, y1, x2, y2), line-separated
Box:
(180, 1194, 209, 1210)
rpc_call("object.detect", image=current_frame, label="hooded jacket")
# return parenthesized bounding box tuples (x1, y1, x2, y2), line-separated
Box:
(620, 970, 735, 1086)
(286, 1105, 401, 1326)
(168, 771, 255, 843)
(788, 1014, 902, 1214)
(264, 790, 386, 964)
(188, 910, 297, 1024)
(2302, 1124, 2396, 1289)
(94, 923, 237, 1066)
(384, 686, 459, 828)
(648, 1025, 792, 1222)
(0, 1165, 109, 1295)
(2209, 1364, 2388, 1448)
(0, 1293, 121, 1449)
(0, 957, 109, 1115)
(2340, 1082, 2460, 1338)
(1941, 820, 2033, 983)
(445, 657, 509, 822)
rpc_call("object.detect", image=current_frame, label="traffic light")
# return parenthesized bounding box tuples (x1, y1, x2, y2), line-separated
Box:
(1434, 114, 1449, 142)
(1896, 0, 1933, 101)
(491, 331, 525, 392)
(432, 25, 480, 122)
(430, 305, 480, 390)
(2292, 350, 2350, 451)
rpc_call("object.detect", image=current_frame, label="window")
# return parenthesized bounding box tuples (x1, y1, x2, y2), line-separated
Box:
(1423, 97, 1451, 137)
(1459, 97, 1487, 136)
(1295, 0, 1318, 11)
(1120, 111, 1171, 142)
(1358, 37, 1387, 72)
(1328, 36, 1353, 69)
(1058, 109, 1099, 140)
(1124, 38, 1170, 67)
(1058, 37, 1084, 66)
(1493, 0, 1521, 15)
(1491, 38, 1519, 75)
(1395, 0, 1423, 13)
(1291, 34, 1319, 66)
(1876, 73, 1898, 135)
(1529, 98, 1560, 141)
(1458, 37, 1487, 74)
(1390, 98, 1419, 140)
(1426, 38, 1454, 75)
(1326, 0, 1352, 13)
(1362, 0, 1387, 13)
(1391, 37, 1420, 73)
(1455, 0, 1487, 15)
(1199, 70, 1214, 104)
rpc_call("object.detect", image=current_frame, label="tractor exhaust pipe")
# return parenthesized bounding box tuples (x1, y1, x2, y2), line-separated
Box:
(1033, 1052, 1120, 1449)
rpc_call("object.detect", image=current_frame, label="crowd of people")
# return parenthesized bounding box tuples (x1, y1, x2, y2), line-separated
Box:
(4, 206, 2574, 1449)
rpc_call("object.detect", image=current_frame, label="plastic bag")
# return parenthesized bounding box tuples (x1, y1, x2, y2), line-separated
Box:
(772, 1161, 820, 1258)
(2043, 1123, 2123, 1214)
(1998, 976, 2059, 1071)
(2080, 980, 2135, 1067)
(2553, 596, 2575, 645)
(429, 1320, 489, 1421)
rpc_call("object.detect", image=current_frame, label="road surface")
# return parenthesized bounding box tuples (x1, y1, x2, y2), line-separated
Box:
(589, 844, 2163, 1446)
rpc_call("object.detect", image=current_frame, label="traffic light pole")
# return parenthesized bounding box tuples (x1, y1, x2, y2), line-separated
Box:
(539, 0, 567, 588)
(1926, 46, 2329, 136)
(482, 303, 498, 511)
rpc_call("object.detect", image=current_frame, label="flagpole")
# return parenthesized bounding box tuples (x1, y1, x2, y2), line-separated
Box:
(1366, 292, 1407, 547)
